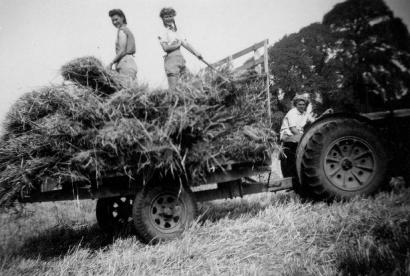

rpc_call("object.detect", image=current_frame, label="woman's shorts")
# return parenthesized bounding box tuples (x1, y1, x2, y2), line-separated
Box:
(164, 53, 186, 77)
(117, 55, 138, 80)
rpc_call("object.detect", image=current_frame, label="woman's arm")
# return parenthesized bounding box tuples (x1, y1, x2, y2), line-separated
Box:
(159, 39, 182, 53)
(108, 30, 127, 69)
(181, 40, 202, 59)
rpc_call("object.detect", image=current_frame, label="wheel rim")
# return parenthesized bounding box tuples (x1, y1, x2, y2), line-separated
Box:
(108, 197, 134, 225)
(324, 136, 377, 191)
(149, 193, 186, 234)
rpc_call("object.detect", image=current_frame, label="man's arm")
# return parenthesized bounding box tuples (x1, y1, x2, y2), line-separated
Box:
(108, 30, 127, 70)
(289, 126, 301, 135)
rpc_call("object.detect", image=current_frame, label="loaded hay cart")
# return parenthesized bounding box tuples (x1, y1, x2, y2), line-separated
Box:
(16, 40, 410, 243)
(18, 40, 294, 244)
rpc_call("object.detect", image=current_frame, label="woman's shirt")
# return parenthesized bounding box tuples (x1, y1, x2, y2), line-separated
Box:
(116, 25, 136, 55)
(159, 27, 186, 56)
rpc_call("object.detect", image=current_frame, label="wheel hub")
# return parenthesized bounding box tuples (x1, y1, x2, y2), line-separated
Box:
(324, 137, 376, 191)
(96, 196, 134, 234)
(150, 194, 184, 232)
(341, 158, 353, 170)
(110, 197, 133, 224)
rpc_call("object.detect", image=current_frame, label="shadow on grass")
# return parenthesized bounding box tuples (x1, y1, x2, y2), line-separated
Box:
(7, 192, 298, 261)
(198, 191, 296, 223)
(336, 209, 410, 275)
(16, 222, 135, 261)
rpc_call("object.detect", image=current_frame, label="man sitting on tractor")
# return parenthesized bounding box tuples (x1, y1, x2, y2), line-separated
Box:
(279, 94, 333, 177)
(280, 94, 315, 177)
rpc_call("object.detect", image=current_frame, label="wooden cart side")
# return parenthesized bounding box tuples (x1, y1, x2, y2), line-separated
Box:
(20, 175, 141, 203)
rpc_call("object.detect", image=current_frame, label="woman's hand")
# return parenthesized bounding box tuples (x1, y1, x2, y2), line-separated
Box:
(160, 39, 182, 53)
(106, 62, 114, 71)
(169, 40, 182, 47)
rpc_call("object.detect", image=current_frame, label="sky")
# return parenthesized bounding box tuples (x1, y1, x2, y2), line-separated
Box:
(0, 0, 409, 123)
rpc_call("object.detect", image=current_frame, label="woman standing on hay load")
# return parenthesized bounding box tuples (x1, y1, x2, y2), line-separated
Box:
(107, 9, 138, 85)
(158, 7, 203, 90)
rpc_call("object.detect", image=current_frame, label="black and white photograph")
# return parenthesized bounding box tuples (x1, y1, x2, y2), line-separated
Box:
(0, 0, 409, 275)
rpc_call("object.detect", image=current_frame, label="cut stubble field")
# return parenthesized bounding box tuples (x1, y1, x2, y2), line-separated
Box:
(1, 183, 409, 276)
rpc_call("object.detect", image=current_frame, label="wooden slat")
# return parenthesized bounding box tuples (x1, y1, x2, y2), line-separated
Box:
(264, 39, 271, 126)
(235, 56, 264, 72)
(204, 165, 271, 185)
(212, 40, 267, 67)
(194, 177, 294, 202)
(360, 108, 410, 120)
(20, 185, 136, 203)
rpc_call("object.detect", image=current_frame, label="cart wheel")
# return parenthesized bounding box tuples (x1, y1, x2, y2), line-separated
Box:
(133, 185, 197, 244)
(96, 196, 134, 234)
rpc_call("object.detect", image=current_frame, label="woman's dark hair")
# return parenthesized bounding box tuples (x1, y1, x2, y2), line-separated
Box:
(108, 9, 127, 24)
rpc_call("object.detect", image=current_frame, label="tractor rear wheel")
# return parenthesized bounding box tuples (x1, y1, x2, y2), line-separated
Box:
(296, 117, 387, 200)
(132, 184, 197, 244)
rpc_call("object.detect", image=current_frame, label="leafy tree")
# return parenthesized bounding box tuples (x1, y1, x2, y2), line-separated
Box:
(322, 0, 410, 112)
(268, 0, 410, 113)
(268, 23, 337, 112)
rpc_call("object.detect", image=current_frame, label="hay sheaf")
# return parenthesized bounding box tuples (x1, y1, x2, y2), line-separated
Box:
(0, 56, 278, 208)
(3, 86, 75, 135)
(61, 56, 124, 95)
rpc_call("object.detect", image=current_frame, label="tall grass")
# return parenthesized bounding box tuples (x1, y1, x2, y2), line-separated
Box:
(1, 189, 409, 275)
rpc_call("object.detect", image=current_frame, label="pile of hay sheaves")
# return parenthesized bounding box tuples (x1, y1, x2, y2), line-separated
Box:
(0, 56, 277, 208)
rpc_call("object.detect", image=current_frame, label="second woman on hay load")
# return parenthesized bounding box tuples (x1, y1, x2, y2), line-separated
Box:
(158, 7, 203, 90)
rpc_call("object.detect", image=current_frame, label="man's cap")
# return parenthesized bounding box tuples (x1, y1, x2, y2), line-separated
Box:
(292, 94, 309, 106)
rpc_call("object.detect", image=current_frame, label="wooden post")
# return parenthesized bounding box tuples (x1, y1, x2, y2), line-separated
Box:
(264, 39, 271, 126)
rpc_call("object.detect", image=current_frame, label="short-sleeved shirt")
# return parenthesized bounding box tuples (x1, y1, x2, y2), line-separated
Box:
(159, 27, 187, 56)
(280, 107, 314, 141)
(159, 27, 186, 44)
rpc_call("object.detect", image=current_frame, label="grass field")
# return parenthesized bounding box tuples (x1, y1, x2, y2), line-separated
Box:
(1, 186, 409, 276)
